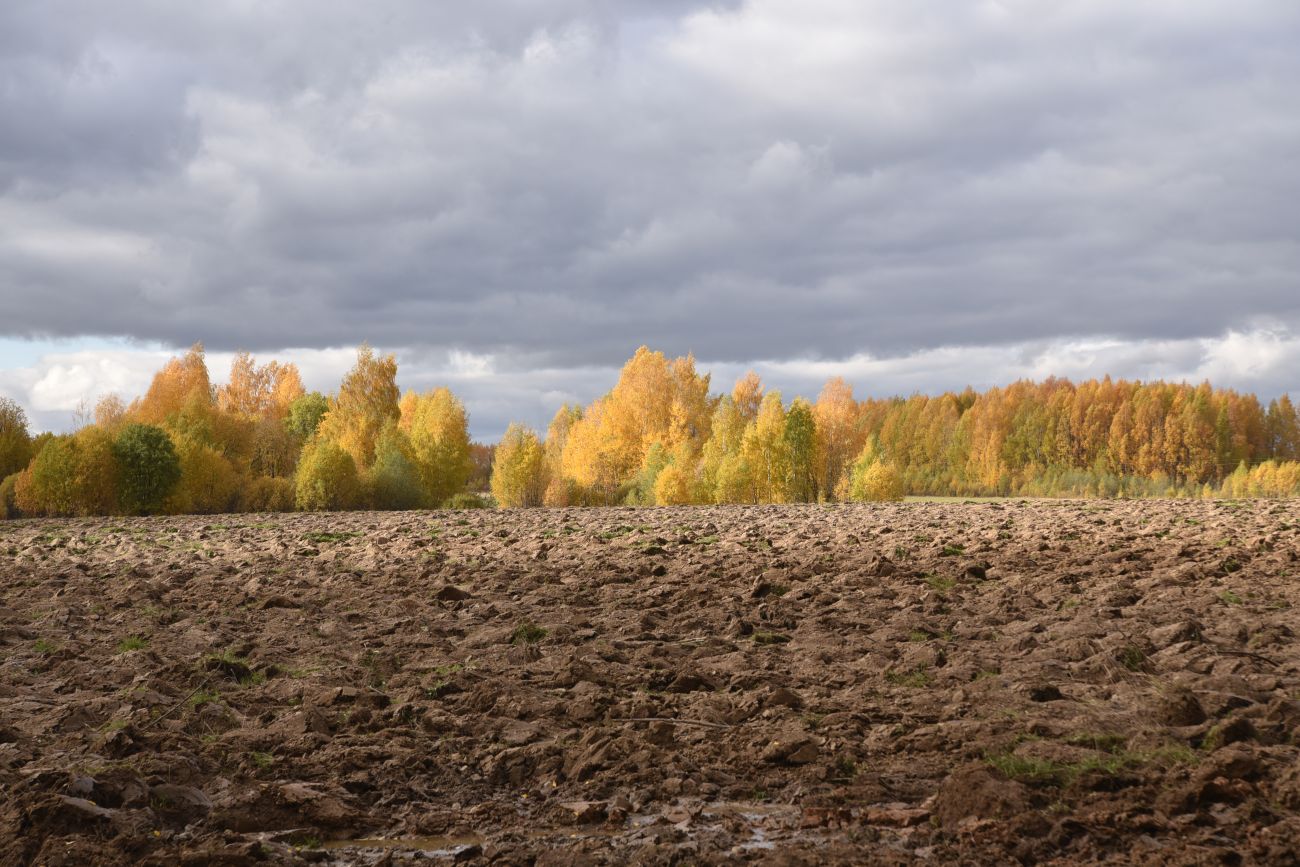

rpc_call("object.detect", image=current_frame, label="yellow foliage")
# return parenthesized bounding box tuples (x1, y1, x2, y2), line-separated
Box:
(218, 352, 305, 420)
(491, 423, 547, 507)
(134, 343, 212, 426)
(317, 345, 400, 469)
(653, 463, 692, 505)
(295, 440, 362, 511)
(401, 387, 473, 505)
(169, 438, 241, 514)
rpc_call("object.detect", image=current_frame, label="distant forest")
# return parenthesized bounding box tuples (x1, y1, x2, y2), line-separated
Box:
(3, 344, 1300, 518)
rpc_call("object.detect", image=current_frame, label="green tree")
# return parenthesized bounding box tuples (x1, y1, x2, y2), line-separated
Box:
(370, 425, 423, 510)
(0, 397, 32, 479)
(113, 424, 182, 515)
(783, 397, 818, 502)
(287, 392, 331, 441)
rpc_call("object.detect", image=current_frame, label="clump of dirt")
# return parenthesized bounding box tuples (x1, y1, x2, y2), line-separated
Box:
(1, 500, 1299, 864)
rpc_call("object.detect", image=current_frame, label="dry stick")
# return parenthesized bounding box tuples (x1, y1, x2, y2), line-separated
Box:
(143, 678, 211, 730)
(1207, 645, 1280, 668)
(613, 717, 734, 730)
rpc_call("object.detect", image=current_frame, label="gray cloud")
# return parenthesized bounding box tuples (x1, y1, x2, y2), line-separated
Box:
(1, 0, 1299, 377)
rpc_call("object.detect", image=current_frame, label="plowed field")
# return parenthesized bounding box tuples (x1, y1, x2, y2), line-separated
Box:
(2, 501, 1299, 864)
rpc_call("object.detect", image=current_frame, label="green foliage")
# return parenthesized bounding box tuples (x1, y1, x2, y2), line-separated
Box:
(22, 435, 81, 516)
(295, 440, 361, 511)
(286, 392, 330, 441)
(510, 622, 548, 645)
(0, 397, 32, 479)
(0, 472, 20, 519)
(369, 425, 423, 510)
(113, 424, 182, 515)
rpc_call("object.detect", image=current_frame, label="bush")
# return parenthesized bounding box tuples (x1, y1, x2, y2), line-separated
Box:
(238, 476, 296, 512)
(113, 424, 182, 515)
(22, 436, 80, 516)
(443, 492, 489, 510)
(850, 460, 906, 502)
(295, 440, 362, 511)
(170, 439, 241, 514)
(0, 472, 21, 519)
(653, 463, 692, 505)
(370, 426, 423, 510)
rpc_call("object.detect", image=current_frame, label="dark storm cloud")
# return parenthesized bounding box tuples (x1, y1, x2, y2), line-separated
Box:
(2, 0, 1300, 369)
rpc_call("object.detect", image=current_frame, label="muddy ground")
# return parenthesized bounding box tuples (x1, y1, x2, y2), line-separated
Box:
(1, 500, 1299, 865)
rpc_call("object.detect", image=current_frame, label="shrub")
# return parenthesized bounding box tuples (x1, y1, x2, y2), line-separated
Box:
(295, 440, 362, 511)
(22, 435, 80, 516)
(653, 463, 692, 505)
(369, 425, 423, 510)
(170, 439, 241, 514)
(443, 492, 489, 510)
(114, 424, 182, 515)
(0, 472, 21, 519)
(849, 460, 906, 502)
(239, 476, 296, 512)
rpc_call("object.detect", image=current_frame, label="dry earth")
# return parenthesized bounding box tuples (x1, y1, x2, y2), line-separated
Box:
(2, 501, 1299, 865)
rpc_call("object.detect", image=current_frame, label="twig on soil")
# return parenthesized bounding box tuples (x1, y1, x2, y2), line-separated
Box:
(613, 717, 734, 730)
(143, 678, 211, 730)
(1206, 645, 1280, 667)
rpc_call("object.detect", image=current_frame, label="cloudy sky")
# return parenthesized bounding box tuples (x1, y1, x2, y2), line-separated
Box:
(2, 0, 1299, 439)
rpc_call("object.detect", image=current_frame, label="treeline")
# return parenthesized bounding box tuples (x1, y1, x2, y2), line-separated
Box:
(489, 346, 1300, 506)
(3, 343, 1300, 518)
(0, 344, 489, 518)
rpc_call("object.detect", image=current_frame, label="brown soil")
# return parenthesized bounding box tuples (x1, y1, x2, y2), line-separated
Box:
(2, 500, 1299, 865)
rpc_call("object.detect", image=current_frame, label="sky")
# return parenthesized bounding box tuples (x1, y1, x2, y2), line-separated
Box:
(1, 0, 1299, 440)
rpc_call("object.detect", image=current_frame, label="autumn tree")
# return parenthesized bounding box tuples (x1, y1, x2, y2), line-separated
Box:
(401, 387, 473, 506)
(317, 345, 400, 469)
(217, 352, 305, 420)
(741, 392, 790, 503)
(813, 377, 861, 499)
(134, 343, 213, 426)
(295, 440, 362, 511)
(491, 423, 547, 507)
(732, 371, 764, 422)
(93, 394, 128, 432)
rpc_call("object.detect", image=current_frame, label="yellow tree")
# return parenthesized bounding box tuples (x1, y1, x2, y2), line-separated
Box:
(134, 343, 213, 426)
(741, 391, 790, 503)
(543, 404, 583, 506)
(317, 345, 400, 469)
(218, 352, 306, 420)
(400, 387, 473, 506)
(491, 423, 547, 507)
(813, 377, 860, 498)
(732, 371, 764, 422)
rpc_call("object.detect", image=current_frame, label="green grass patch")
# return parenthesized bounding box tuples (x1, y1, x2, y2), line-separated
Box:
(510, 622, 548, 645)
(116, 635, 148, 653)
